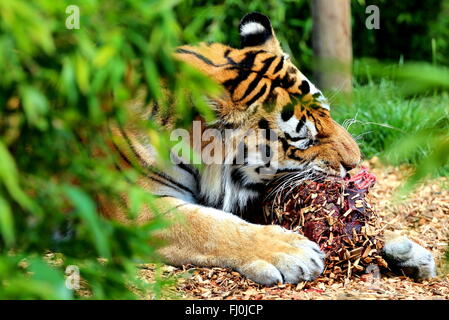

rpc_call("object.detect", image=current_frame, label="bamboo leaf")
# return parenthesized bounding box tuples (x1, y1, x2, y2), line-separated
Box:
(0, 140, 36, 214)
(64, 186, 111, 259)
(0, 195, 15, 247)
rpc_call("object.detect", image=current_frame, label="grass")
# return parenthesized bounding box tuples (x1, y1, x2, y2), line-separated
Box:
(331, 81, 449, 177)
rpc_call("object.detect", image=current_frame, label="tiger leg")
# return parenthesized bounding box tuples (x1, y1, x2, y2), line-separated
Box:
(382, 230, 436, 280)
(152, 196, 325, 286)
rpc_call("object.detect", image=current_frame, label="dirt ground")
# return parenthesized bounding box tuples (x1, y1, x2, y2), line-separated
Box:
(140, 158, 449, 300)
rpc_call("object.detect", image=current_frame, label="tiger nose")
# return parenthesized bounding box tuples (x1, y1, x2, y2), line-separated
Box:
(342, 163, 357, 172)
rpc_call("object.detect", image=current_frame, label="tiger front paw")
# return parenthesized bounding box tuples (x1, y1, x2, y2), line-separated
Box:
(383, 232, 436, 280)
(236, 225, 325, 286)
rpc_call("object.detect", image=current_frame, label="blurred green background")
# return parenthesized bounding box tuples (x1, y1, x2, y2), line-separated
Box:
(0, 0, 448, 299)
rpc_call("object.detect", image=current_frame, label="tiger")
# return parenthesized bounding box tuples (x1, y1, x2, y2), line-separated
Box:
(102, 12, 436, 285)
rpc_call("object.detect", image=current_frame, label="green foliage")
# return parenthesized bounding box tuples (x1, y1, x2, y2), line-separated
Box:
(352, 0, 449, 66)
(0, 0, 216, 299)
(333, 75, 449, 188)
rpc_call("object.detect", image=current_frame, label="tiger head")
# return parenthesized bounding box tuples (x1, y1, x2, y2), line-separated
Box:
(175, 12, 361, 213)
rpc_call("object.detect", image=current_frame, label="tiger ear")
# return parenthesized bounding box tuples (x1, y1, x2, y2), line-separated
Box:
(239, 12, 283, 54)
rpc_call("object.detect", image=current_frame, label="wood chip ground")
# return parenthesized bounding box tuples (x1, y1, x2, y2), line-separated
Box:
(139, 158, 449, 300)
